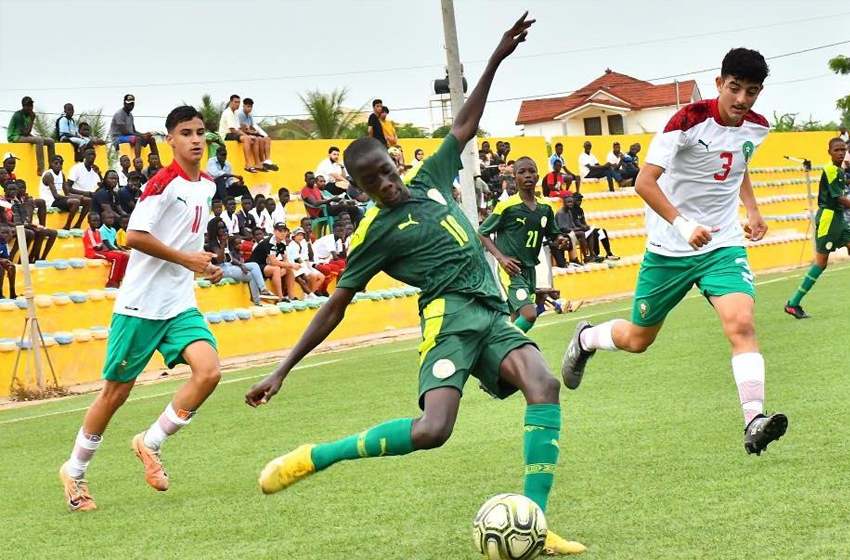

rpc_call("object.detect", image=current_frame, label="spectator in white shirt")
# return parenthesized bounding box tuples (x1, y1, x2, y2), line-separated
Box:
(605, 141, 632, 187)
(66, 147, 101, 198)
(222, 197, 241, 236)
(270, 187, 289, 225)
(578, 141, 617, 192)
(41, 154, 90, 229)
(239, 98, 278, 171)
(312, 222, 347, 282)
(315, 146, 349, 195)
(250, 195, 273, 234)
(218, 94, 263, 173)
(287, 227, 326, 298)
(117, 155, 131, 186)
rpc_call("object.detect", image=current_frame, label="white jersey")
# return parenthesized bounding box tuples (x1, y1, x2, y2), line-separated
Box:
(40, 169, 63, 206)
(643, 98, 769, 257)
(114, 161, 216, 320)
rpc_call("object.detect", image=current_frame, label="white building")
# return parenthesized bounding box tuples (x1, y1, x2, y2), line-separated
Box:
(516, 70, 701, 138)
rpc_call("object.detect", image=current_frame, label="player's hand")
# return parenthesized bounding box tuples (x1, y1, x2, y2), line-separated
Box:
(556, 236, 570, 250)
(744, 214, 768, 241)
(689, 225, 720, 250)
(203, 263, 223, 283)
(497, 255, 522, 275)
(492, 12, 535, 62)
(182, 251, 216, 273)
(245, 374, 283, 407)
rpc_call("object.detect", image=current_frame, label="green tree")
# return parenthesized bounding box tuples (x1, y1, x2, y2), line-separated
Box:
(195, 94, 225, 131)
(395, 122, 427, 139)
(828, 55, 850, 127)
(296, 88, 363, 139)
(431, 124, 488, 138)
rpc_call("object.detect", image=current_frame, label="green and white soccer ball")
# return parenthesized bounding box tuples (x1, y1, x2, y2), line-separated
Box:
(473, 493, 548, 560)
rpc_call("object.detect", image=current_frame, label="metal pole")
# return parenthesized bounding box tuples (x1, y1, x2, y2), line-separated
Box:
(674, 79, 681, 110)
(441, 0, 480, 225)
(803, 166, 816, 255)
(14, 224, 45, 389)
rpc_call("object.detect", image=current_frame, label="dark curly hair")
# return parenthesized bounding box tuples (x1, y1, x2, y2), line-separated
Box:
(721, 48, 769, 85)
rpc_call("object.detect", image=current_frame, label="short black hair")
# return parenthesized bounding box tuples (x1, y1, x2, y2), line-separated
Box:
(372, 99, 383, 107)
(382, 106, 389, 114)
(165, 105, 203, 132)
(241, 194, 252, 201)
(328, 146, 339, 154)
(243, 98, 254, 106)
(278, 187, 289, 196)
(229, 94, 240, 101)
(211, 199, 223, 207)
(224, 196, 236, 204)
(555, 142, 563, 148)
(343, 137, 387, 181)
(515, 156, 536, 169)
(721, 48, 769, 85)
(829, 137, 847, 149)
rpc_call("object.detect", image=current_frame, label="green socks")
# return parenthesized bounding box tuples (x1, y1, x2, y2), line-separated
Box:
(523, 404, 561, 513)
(789, 264, 824, 306)
(311, 417, 415, 471)
(515, 316, 535, 333)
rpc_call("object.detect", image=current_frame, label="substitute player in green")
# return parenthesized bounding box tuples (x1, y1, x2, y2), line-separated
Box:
(785, 137, 850, 319)
(246, 13, 585, 556)
(479, 156, 567, 332)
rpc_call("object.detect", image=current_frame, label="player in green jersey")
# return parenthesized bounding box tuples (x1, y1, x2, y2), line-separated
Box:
(785, 137, 850, 318)
(245, 13, 585, 556)
(479, 156, 568, 332)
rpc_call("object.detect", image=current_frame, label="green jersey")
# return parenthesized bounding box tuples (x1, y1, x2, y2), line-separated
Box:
(478, 194, 560, 268)
(817, 163, 847, 213)
(337, 134, 505, 313)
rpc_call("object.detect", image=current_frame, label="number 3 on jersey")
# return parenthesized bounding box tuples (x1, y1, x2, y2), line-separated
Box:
(714, 152, 733, 181)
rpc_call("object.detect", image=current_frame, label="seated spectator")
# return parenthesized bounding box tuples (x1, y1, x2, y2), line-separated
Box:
(67, 147, 101, 199)
(315, 146, 350, 195)
(132, 157, 148, 185)
(236, 194, 257, 233)
(3, 152, 19, 182)
(540, 160, 575, 198)
(264, 199, 280, 233)
(109, 93, 158, 158)
(620, 143, 641, 183)
(205, 117, 226, 159)
(82, 212, 129, 288)
(41, 155, 90, 230)
(312, 222, 347, 282)
(380, 106, 398, 147)
(579, 141, 617, 192)
(117, 171, 142, 215)
(287, 226, 328, 296)
(1, 182, 35, 261)
(411, 148, 425, 171)
(241, 227, 265, 262)
(302, 172, 361, 226)
(271, 188, 289, 225)
(300, 216, 316, 242)
(117, 155, 132, 186)
(366, 99, 388, 146)
(221, 197, 241, 236)
(250, 196, 273, 234)
(7, 96, 56, 175)
(247, 223, 298, 301)
(606, 142, 632, 187)
(571, 193, 619, 261)
(209, 199, 224, 224)
(77, 122, 101, 157)
(92, 170, 124, 216)
(57, 103, 105, 162)
(549, 142, 565, 170)
(0, 224, 16, 299)
(554, 195, 587, 267)
(205, 217, 278, 304)
(143, 153, 162, 182)
(98, 210, 126, 253)
(240, 98, 278, 171)
(218, 94, 263, 173)
(115, 214, 131, 250)
(0, 167, 8, 188)
(206, 147, 251, 201)
(15, 179, 58, 261)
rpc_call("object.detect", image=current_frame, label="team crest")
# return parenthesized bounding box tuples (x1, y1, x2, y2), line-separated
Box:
(516, 288, 529, 301)
(742, 141, 755, 163)
(540, 216, 548, 228)
(826, 241, 834, 250)
(638, 300, 649, 319)
(427, 189, 448, 206)
(432, 359, 456, 379)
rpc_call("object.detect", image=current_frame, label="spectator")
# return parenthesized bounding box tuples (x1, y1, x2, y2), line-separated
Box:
(222, 197, 241, 236)
(300, 216, 315, 242)
(92, 170, 124, 216)
(247, 222, 298, 301)
(117, 155, 132, 186)
(209, 199, 224, 224)
(549, 142, 565, 170)
(115, 214, 131, 250)
(206, 146, 251, 201)
(839, 126, 849, 143)
(67, 147, 101, 198)
(312, 222, 347, 282)
(142, 153, 162, 182)
(554, 195, 587, 267)
(204, 117, 226, 159)
(498, 172, 517, 202)
(497, 141, 512, 163)
(57, 103, 105, 161)
(0, 224, 16, 299)
(239, 98, 278, 171)
(540, 160, 575, 198)
(271, 188, 289, 225)
(0, 168, 8, 188)
(236, 194, 257, 233)
(380, 106, 398, 147)
(578, 141, 616, 192)
(302, 171, 360, 226)
(109, 93, 158, 158)
(605, 142, 632, 187)
(0, 181, 35, 261)
(250, 196, 273, 234)
(132, 157, 148, 185)
(6, 96, 56, 175)
(41, 155, 90, 230)
(76, 122, 100, 159)
(117, 171, 142, 215)
(366, 99, 387, 146)
(286, 227, 325, 299)
(571, 193, 619, 261)
(3, 152, 19, 182)
(15, 179, 58, 261)
(315, 146, 350, 195)
(288, 226, 329, 295)
(218, 94, 263, 173)
(205, 217, 278, 304)
(264, 199, 280, 233)
(411, 148, 425, 170)
(82, 212, 128, 288)
(98, 210, 125, 252)
(620, 143, 641, 184)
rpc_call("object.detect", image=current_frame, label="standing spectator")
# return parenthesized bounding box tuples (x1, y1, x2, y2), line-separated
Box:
(109, 94, 159, 158)
(41, 155, 90, 230)
(92, 170, 124, 216)
(142, 153, 163, 182)
(82, 212, 129, 288)
(57, 103, 105, 161)
(247, 223, 297, 301)
(571, 193, 618, 261)
(0, 224, 17, 299)
(366, 99, 387, 146)
(380, 106, 398, 147)
(578, 141, 616, 192)
(239, 98, 278, 171)
(271, 188, 289, 225)
(67, 147, 101, 198)
(315, 146, 349, 195)
(132, 157, 148, 185)
(312, 222, 347, 281)
(218, 94, 262, 173)
(15, 179, 58, 261)
(205, 217, 278, 304)
(117, 155, 132, 186)
(7, 96, 56, 175)
(236, 194, 257, 234)
(222, 197, 241, 236)
(541, 160, 575, 198)
(606, 142, 631, 187)
(620, 143, 641, 184)
(117, 171, 142, 215)
(206, 146, 251, 201)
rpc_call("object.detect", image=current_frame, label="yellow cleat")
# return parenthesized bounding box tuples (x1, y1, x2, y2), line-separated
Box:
(543, 530, 587, 555)
(258, 444, 317, 495)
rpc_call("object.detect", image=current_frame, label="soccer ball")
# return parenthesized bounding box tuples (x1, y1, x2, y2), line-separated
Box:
(473, 493, 548, 560)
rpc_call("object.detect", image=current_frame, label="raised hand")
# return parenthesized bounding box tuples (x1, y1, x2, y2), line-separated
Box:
(492, 11, 535, 62)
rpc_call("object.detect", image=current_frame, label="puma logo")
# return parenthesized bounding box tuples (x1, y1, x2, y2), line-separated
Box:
(176, 196, 188, 206)
(397, 214, 419, 230)
(515, 217, 527, 225)
(697, 139, 712, 152)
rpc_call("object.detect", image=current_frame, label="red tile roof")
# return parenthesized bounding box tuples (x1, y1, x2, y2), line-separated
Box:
(516, 71, 697, 125)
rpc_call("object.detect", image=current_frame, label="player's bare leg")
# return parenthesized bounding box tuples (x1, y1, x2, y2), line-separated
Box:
(711, 293, 787, 454)
(514, 303, 539, 333)
(499, 344, 586, 555)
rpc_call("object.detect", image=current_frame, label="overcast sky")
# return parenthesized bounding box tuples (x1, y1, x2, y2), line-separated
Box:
(0, 0, 847, 136)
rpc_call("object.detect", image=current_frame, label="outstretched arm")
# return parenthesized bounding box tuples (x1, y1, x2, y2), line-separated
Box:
(450, 12, 534, 148)
(246, 287, 356, 406)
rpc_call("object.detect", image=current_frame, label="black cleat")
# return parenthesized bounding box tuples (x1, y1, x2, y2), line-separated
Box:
(784, 302, 810, 319)
(561, 321, 595, 390)
(744, 413, 788, 456)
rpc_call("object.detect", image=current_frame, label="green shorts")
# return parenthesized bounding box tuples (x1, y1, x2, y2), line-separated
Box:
(102, 308, 218, 383)
(631, 246, 754, 327)
(815, 208, 850, 253)
(417, 295, 535, 409)
(497, 265, 536, 314)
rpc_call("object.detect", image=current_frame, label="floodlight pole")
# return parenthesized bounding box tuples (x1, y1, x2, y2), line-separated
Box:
(441, 0, 480, 225)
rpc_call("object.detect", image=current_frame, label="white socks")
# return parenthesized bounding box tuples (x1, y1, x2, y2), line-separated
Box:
(732, 352, 765, 426)
(579, 320, 624, 352)
(67, 429, 102, 479)
(143, 403, 193, 451)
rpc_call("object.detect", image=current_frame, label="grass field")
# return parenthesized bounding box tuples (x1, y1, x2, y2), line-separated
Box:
(2, 264, 850, 560)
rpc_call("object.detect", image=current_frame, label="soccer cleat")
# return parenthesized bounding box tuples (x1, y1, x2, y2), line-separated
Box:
(784, 302, 810, 319)
(132, 432, 170, 491)
(561, 321, 595, 390)
(258, 444, 317, 494)
(744, 413, 788, 456)
(543, 530, 587, 555)
(59, 462, 97, 511)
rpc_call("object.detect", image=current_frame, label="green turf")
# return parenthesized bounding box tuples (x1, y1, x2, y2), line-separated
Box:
(2, 264, 850, 560)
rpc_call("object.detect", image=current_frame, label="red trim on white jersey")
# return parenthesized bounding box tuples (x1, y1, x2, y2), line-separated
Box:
(664, 98, 767, 133)
(139, 161, 213, 201)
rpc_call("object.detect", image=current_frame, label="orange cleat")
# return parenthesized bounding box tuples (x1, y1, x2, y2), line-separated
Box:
(132, 432, 170, 491)
(59, 462, 97, 511)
